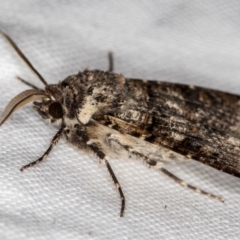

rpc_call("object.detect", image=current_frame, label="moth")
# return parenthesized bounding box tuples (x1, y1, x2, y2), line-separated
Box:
(1, 30, 240, 217)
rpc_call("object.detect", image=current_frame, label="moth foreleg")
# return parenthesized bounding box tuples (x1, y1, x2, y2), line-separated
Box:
(87, 141, 125, 217)
(20, 126, 65, 171)
(160, 168, 224, 202)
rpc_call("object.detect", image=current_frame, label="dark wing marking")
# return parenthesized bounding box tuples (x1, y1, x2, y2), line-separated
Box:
(138, 79, 240, 177)
(95, 78, 240, 178)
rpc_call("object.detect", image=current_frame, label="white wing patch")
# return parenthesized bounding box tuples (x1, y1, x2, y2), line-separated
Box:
(86, 120, 190, 163)
(77, 96, 98, 124)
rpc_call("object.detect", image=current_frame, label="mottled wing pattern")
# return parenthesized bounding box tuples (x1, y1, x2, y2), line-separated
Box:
(104, 78, 240, 178)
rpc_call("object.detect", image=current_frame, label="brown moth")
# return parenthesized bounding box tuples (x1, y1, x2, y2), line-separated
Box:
(1, 30, 240, 217)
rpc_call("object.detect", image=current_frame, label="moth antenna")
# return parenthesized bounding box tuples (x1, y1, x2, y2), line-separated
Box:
(0, 89, 47, 126)
(0, 29, 48, 86)
(16, 76, 41, 90)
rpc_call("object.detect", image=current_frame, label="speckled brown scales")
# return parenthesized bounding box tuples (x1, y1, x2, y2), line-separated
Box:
(1, 30, 240, 217)
(106, 78, 240, 177)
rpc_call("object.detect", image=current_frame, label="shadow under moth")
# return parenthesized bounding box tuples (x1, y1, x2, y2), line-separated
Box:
(1, 30, 239, 217)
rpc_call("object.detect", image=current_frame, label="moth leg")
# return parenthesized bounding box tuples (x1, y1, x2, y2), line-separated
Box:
(20, 126, 65, 171)
(106, 133, 224, 202)
(86, 141, 125, 217)
(108, 52, 114, 72)
(160, 168, 224, 202)
(104, 158, 125, 217)
(16, 76, 41, 90)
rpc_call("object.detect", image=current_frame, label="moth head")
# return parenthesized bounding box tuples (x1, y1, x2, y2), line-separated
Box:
(33, 84, 64, 124)
(0, 30, 65, 127)
(0, 84, 64, 127)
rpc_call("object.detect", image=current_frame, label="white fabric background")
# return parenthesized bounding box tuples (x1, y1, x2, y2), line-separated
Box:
(1, 1, 240, 239)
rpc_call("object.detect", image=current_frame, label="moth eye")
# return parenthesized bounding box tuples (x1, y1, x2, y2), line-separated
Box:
(48, 102, 63, 119)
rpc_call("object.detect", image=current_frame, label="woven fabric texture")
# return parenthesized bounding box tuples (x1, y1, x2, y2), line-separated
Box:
(1, 1, 240, 239)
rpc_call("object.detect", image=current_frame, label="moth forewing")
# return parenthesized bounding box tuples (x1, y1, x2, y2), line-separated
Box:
(1, 30, 239, 217)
